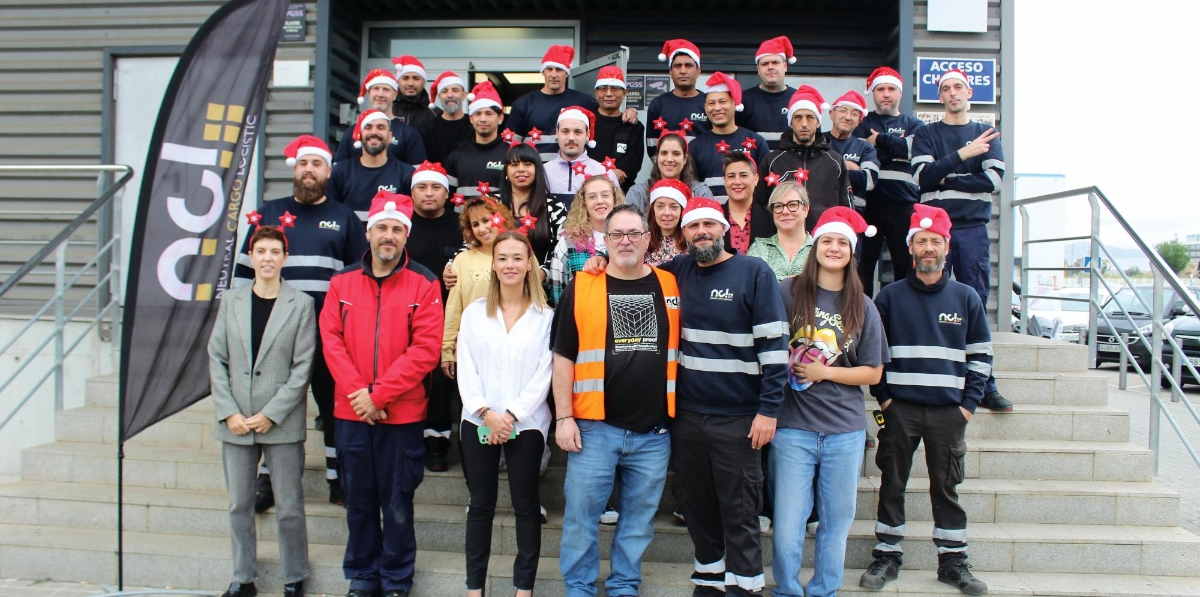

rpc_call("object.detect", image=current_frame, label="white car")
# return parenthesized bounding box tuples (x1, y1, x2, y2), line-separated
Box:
(1027, 288, 1109, 343)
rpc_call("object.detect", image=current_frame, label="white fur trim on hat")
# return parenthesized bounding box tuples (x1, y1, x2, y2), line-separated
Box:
(542, 61, 572, 74)
(663, 48, 700, 65)
(787, 99, 828, 122)
(832, 99, 867, 115)
(287, 146, 332, 167)
(411, 169, 449, 190)
(868, 74, 903, 92)
(938, 70, 970, 88)
(367, 200, 412, 232)
(755, 51, 796, 65)
(557, 109, 590, 129)
(650, 186, 688, 209)
(812, 221, 860, 252)
(358, 74, 398, 105)
(396, 64, 427, 79)
(467, 98, 501, 116)
(595, 77, 626, 89)
(681, 207, 729, 231)
(906, 218, 947, 245)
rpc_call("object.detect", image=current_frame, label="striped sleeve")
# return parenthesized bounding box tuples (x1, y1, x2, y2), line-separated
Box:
(751, 263, 790, 417)
(962, 288, 993, 413)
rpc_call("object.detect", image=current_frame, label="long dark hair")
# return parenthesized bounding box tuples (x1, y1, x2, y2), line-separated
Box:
(499, 143, 551, 247)
(648, 132, 699, 187)
(647, 195, 684, 254)
(789, 238, 866, 345)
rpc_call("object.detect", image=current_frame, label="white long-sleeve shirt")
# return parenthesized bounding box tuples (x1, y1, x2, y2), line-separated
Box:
(456, 298, 555, 439)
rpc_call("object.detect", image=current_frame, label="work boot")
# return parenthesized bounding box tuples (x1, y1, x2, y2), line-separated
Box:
(980, 391, 1013, 412)
(253, 473, 274, 513)
(859, 555, 900, 589)
(423, 436, 449, 472)
(938, 561, 987, 595)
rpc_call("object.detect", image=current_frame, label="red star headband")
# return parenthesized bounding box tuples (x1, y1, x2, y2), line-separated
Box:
(245, 210, 292, 252)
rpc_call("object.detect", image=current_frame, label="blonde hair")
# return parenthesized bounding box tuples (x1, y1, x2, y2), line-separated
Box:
(486, 231, 548, 317)
(562, 176, 626, 246)
(767, 181, 809, 208)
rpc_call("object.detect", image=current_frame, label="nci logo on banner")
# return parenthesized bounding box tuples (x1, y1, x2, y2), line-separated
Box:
(916, 57, 996, 104)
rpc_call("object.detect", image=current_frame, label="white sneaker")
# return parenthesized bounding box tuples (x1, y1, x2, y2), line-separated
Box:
(600, 504, 619, 525)
(759, 515, 772, 532)
(806, 521, 819, 536)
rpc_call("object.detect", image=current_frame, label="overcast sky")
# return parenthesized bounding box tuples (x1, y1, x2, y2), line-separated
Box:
(1015, 1, 1190, 248)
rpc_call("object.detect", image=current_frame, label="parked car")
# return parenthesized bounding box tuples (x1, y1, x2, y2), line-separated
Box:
(1160, 315, 1200, 387)
(1027, 288, 1110, 343)
(1095, 284, 1200, 368)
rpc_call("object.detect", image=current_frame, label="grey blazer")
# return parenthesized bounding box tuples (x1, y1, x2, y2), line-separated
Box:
(207, 281, 315, 445)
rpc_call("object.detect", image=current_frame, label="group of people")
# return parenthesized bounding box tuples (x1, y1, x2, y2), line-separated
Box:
(205, 34, 1009, 597)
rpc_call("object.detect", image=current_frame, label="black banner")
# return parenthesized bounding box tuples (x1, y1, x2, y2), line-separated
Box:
(120, 0, 288, 441)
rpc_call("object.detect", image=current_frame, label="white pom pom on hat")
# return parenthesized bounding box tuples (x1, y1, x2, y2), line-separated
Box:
(467, 92, 476, 101)
(658, 52, 667, 61)
(865, 225, 877, 237)
(357, 95, 365, 105)
(385, 201, 396, 211)
(921, 217, 933, 229)
(788, 56, 797, 64)
(286, 157, 297, 167)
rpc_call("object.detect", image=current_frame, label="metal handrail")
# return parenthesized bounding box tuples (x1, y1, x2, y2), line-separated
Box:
(1012, 185, 1200, 473)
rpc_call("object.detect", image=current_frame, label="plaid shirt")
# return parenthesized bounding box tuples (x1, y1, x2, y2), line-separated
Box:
(548, 230, 607, 307)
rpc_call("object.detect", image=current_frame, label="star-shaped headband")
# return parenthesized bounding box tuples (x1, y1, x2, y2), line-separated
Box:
(527, 127, 543, 142)
(476, 181, 493, 195)
(450, 193, 466, 207)
(715, 140, 730, 154)
(500, 128, 516, 144)
(765, 171, 780, 187)
(601, 156, 617, 170)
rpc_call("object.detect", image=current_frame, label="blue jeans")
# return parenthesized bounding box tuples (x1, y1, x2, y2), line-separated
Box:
(560, 419, 670, 597)
(945, 224, 998, 394)
(770, 428, 865, 597)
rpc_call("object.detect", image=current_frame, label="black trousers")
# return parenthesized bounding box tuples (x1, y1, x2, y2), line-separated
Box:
(859, 203, 915, 297)
(672, 409, 765, 597)
(423, 366, 459, 439)
(310, 344, 338, 481)
(873, 399, 970, 565)
(459, 421, 544, 591)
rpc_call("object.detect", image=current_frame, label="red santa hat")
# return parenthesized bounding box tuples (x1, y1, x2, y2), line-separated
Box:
(680, 196, 729, 232)
(283, 135, 332, 167)
(755, 36, 796, 65)
(357, 68, 398, 106)
(466, 81, 503, 116)
(812, 206, 876, 253)
(391, 55, 427, 80)
(786, 85, 829, 123)
(938, 68, 971, 89)
(541, 45, 576, 74)
(906, 203, 953, 245)
(704, 72, 744, 112)
(428, 70, 466, 109)
(366, 190, 414, 232)
(595, 65, 627, 89)
(557, 106, 597, 148)
(866, 66, 904, 92)
(353, 109, 391, 149)
(831, 90, 868, 117)
(649, 179, 692, 210)
(658, 39, 701, 66)
(411, 161, 449, 190)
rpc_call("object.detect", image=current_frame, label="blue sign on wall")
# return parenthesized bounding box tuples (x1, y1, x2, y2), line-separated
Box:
(916, 57, 996, 104)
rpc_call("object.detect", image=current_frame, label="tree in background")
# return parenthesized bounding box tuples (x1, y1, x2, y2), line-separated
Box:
(1124, 266, 1142, 278)
(1155, 238, 1189, 274)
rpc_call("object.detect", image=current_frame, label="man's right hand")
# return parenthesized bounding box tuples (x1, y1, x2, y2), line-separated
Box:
(956, 128, 999, 161)
(443, 263, 458, 289)
(582, 255, 607, 275)
(441, 361, 456, 379)
(556, 417, 582, 452)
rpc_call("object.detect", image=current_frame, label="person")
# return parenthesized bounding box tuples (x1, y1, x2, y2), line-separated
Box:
(506, 45, 601, 160)
(644, 179, 689, 266)
(544, 105, 619, 206)
(645, 39, 710, 157)
(688, 72, 769, 204)
(445, 81, 508, 198)
(624, 131, 713, 212)
(747, 182, 812, 279)
(827, 91, 880, 214)
(391, 55, 437, 139)
(587, 65, 644, 192)
(754, 85, 849, 235)
(499, 142, 568, 283)
(320, 191, 444, 597)
(854, 66, 924, 296)
(721, 151, 769, 254)
(552, 203, 680, 597)
(547, 175, 625, 306)
(233, 136, 368, 508)
(910, 68, 1011, 412)
(209, 224, 315, 597)
(772, 207, 888, 597)
(333, 69, 425, 166)
(424, 71, 474, 165)
(457, 230, 553, 597)
(327, 109, 415, 223)
(738, 37, 798, 150)
(404, 161, 465, 472)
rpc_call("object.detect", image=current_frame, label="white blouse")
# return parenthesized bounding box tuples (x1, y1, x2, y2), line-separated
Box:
(456, 298, 554, 439)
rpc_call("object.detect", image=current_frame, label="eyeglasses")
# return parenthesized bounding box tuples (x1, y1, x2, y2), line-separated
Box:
(606, 231, 647, 242)
(585, 191, 615, 202)
(769, 200, 807, 214)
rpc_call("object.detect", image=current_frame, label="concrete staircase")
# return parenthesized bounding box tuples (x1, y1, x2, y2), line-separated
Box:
(3, 333, 1200, 596)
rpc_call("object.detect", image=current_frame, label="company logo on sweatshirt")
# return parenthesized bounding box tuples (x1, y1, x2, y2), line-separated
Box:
(887, 127, 906, 135)
(377, 184, 397, 193)
(710, 288, 734, 301)
(843, 152, 861, 162)
(938, 312, 963, 325)
(486, 161, 505, 170)
(691, 112, 709, 122)
(665, 296, 681, 309)
(319, 220, 341, 231)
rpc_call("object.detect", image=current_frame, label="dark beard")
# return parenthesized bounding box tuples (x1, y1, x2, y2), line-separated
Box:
(687, 235, 725, 263)
(363, 140, 386, 156)
(293, 177, 326, 204)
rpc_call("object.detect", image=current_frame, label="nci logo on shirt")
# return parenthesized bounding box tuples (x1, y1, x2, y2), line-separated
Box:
(887, 127, 906, 135)
(938, 312, 963, 325)
(486, 161, 505, 170)
(318, 220, 341, 231)
(710, 288, 734, 301)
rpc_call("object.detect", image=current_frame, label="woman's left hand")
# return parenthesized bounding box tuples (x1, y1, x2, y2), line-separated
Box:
(793, 360, 830, 383)
(245, 413, 274, 434)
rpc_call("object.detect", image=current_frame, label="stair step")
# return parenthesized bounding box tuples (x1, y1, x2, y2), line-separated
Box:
(862, 439, 1153, 482)
(992, 371, 1111, 406)
(992, 332, 1089, 373)
(862, 403, 1129, 442)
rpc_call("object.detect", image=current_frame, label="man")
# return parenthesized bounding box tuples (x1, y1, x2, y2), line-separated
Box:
(645, 39, 710, 157)
(321, 191, 444, 597)
(689, 72, 769, 204)
(861, 204, 991, 596)
(328, 110, 415, 223)
(854, 66, 925, 296)
(755, 85, 849, 235)
(552, 203, 680, 597)
(587, 65, 644, 193)
(544, 106, 619, 205)
(444, 81, 508, 198)
(910, 68, 1011, 412)
(404, 161, 464, 472)
(738, 36, 798, 150)
(506, 45, 601, 161)
(423, 71, 474, 165)
(334, 69, 426, 166)
(234, 135, 368, 511)
(391, 55, 437, 139)
(827, 90, 880, 215)
(720, 152, 769, 254)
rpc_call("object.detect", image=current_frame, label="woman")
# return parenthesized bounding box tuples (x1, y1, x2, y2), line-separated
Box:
(748, 182, 813, 279)
(456, 230, 554, 597)
(623, 131, 713, 211)
(771, 207, 888, 597)
(499, 142, 567, 280)
(547, 175, 626, 306)
(645, 178, 689, 266)
(208, 224, 315, 597)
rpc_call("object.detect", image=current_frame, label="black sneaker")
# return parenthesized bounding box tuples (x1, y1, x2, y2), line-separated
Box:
(253, 474, 274, 514)
(382, 590, 410, 597)
(672, 507, 686, 525)
(423, 436, 449, 472)
(938, 561, 987, 595)
(329, 481, 346, 507)
(313, 415, 324, 431)
(220, 582, 257, 597)
(859, 556, 900, 589)
(980, 391, 1013, 412)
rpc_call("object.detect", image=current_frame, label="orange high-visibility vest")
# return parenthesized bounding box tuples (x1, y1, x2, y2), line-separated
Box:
(572, 267, 680, 420)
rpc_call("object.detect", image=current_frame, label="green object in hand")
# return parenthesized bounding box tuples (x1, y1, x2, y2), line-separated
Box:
(477, 425, 515, 443)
